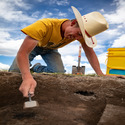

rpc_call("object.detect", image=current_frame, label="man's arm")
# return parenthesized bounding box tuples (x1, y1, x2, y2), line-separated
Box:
(17, 35, 38, 97)
(81, 41, 104, 75)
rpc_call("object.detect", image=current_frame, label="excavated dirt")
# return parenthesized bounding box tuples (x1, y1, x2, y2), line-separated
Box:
(0, 71, 125, 125)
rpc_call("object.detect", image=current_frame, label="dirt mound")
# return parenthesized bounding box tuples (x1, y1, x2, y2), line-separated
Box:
(0, 71, 125, 125)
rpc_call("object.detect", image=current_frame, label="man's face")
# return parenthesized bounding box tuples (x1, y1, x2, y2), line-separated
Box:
(64, 25, 83, 40)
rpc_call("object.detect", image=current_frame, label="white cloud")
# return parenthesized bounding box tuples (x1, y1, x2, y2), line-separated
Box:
(85, 66, 107, 75)
(36, 0, 69, 6)
(98, 52, 107, 65)
(102, 68, 107, 74)
(62, 55, 78, 66)
(82, 63, 91, 69)
(117, 25, 123, 29)
(0, 62, 10, 70)
(100, 0, 125, 49)
(32, 11, 42, 18)
(83, 52, 108, 75)
(104, 29, 120, 37)
(58, 12, 67, 17)
(0, 38, 23, 56)
(40, 10, 68, 19)
(49, 0, 69, 6)
(112, 34, 125, 47)
(95, 28, 124, 49)
(85, 69, 95, 75)
(104, 0, 125, 25)
(0, 0, 36, 23)
(2, 11, 36, 23)
(14, 0, 31, 9)
(58, 41, 80, 55)
(36, 0, 45, 2)
(100, 9, 105, 13)
(95, 29, 120, 46)
(40, 11, 53, 19)
(0, 31, 10, 40)
(94, 44, 105, 52)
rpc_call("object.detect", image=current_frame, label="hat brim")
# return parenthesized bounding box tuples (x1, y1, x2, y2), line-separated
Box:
(71, 6, 97, 48)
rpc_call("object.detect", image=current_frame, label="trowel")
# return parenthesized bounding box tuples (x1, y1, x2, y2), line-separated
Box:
(23, 93, 39, 109)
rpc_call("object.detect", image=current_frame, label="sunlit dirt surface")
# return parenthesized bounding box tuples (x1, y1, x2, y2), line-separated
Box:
(0, 72, 125, 125)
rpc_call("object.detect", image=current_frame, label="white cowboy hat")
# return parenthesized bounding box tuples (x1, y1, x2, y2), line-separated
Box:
(71, 6, 109, 48)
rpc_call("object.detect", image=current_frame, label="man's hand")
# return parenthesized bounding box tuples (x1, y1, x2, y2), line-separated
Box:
(105, 74, 125, 79)
(19, 78, 37, 97)
(116, 75, 125, 79)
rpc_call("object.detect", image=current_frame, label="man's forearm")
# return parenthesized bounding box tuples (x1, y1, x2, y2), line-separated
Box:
(86, 51, 104, 75)
(16, 52, 33, 80)
(16, 35, 38, 80)
(81, 42, 104, 75)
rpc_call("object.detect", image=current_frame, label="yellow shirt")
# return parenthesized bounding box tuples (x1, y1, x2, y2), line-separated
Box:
(21, 18, 75, 49)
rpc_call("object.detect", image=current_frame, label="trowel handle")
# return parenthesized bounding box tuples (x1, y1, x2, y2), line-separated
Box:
(78, 45, 82, 68)
(28, 93, 32, 102)
(78, 45, 82, 58)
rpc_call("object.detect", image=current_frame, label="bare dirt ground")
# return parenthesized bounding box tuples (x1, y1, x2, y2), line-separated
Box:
(0, 71, 125, 125)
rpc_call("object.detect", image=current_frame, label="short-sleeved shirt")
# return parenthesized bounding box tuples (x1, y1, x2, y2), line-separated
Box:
(21, 18, 76, 49)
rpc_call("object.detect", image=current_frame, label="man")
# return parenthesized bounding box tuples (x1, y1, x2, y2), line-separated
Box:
(9, 6, 109, 97)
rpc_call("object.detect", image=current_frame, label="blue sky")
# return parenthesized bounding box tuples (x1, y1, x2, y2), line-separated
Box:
(0, 0, 125, 74)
